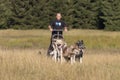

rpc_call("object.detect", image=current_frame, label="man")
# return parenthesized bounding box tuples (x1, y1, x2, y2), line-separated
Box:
(47, 13, 68, 56)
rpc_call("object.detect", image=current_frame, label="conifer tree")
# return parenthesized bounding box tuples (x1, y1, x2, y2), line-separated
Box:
(100, 0, 120, 31)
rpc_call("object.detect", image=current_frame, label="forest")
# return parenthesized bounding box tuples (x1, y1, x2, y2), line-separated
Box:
(0, 0, 120, 31)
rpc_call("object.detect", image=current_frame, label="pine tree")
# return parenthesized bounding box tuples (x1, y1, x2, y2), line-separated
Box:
(0, 0, 12, 29)
(100, 0, 120, 31)
(0, 0, 119, 30)
(10, 0, 50, 29)
(72, 0, 97, 29)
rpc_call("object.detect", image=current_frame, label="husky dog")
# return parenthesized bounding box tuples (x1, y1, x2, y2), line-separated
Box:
(50, 39, 65, 63)
(75, 40, 85, 63)
(50, 40, 85, 64)
(63, 40, 85, 64)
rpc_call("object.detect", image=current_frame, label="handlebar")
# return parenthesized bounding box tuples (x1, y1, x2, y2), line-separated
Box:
(51, 29, 64, 39)
(52, 29, 64, 31)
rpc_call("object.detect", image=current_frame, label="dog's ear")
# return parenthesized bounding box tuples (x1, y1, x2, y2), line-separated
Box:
(78, 40, 81, 43)
(76, 40, 80, 44)
(81, 40, 84, 43)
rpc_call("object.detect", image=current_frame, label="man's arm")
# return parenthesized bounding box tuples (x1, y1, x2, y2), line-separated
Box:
(48, 25, 53, 31)
(63, 22, 68, 32)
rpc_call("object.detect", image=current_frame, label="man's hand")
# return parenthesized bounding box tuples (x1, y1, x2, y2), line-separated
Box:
(48, 25, 53, 32)
(64, 27, 68, 32)
(50, 28, 53, 32)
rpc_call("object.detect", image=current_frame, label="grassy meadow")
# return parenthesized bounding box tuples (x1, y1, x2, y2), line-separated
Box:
(0, 29, 120, 80)
(0, 29, 120, 49)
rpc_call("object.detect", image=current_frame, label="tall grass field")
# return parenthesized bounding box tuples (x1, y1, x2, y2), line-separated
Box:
(0, 29, 120, 80)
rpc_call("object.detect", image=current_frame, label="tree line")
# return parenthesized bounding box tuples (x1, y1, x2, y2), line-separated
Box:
(0, 0, 120, 31)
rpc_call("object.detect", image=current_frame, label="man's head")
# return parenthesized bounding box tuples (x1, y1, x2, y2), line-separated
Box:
(56, 13, 62, 20)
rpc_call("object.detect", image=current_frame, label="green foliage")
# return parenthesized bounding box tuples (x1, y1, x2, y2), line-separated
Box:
(0, 0, 120, 30)
(10, 0, 50, 29)
(72, 0, 97, 29)
(0, 0, 12, 29)
(99, 0, 120, 31)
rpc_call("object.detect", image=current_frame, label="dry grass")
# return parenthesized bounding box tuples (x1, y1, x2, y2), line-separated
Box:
(0, 29, 120, 80)
(0, 49, 120, 80)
